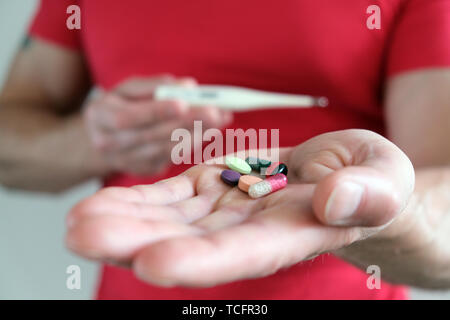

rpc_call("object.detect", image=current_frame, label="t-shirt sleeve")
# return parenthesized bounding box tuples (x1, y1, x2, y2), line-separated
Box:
(386, 0, 450, 76)
(28, 0, 81, 50)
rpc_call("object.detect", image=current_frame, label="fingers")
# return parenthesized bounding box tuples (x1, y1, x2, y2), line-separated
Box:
(85, 91, 233, 175)
(66, 174, 363, 287)
(192, 188, 263, 231)
(289, 129, 415, 227)
(131, 174, 199, 204)
(85, 73, 199, 134)
(129, 165, 226, 205)
(66, 215, 202, 262)
(188, 106, 233, 128)
(68, 165, 223, 222)
(66, 166, 228, 263)
(67, 182, 197, 227)
(88, 98, 189, 132)
(114, 74, 197, 100)
(83, 74, 234, 175)
(96, 111, 227, 153)
(132, 184, 361, 287)
(134, 219, 297, 287)
(69, 193, 194, 223)
(312, 165, 411, 228)
(103, 119, 187, 151)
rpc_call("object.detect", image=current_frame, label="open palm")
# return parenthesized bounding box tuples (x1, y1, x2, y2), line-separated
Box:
(66, 129, 414, 287)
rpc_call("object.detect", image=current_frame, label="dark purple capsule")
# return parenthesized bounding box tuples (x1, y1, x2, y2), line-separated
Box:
(220, 169, 241, 186)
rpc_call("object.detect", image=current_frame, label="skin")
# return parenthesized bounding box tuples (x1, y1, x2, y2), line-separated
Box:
(66, 131, 415, 286)
(0, 38, 231, 192)
(1, 37, 450, 289)
(66, 69, 450, 289)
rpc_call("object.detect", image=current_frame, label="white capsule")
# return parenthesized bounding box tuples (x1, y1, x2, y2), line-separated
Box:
(248, 174, 288, 198)
(248, 181, 272, 198)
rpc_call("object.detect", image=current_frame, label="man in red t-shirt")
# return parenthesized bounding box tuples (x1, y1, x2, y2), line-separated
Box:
(1, 0, 450, 299)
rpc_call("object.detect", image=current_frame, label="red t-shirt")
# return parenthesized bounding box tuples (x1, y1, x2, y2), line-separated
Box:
(29, 0, 450, 299)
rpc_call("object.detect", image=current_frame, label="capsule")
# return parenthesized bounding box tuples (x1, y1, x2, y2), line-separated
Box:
(261, 162, 288, 176)
(248, 174, 287, 198)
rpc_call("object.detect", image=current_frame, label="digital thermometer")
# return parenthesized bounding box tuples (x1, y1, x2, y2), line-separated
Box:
(154, 85, 328, 111)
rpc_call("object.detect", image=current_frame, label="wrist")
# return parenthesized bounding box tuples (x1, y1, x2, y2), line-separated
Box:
(72, 115, 111, 178)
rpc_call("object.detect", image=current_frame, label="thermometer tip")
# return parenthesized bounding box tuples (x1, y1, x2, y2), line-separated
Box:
(317, 97, 329, 107)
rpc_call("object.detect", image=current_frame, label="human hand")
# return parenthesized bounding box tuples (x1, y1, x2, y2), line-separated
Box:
(66, 129, 414, 287)
(83, 74, 232, 176)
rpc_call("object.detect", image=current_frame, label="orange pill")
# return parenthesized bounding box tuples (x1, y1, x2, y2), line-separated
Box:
(238, 175, 263, 192)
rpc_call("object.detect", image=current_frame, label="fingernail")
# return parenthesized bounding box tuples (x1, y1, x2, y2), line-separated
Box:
(325, 181, 364, 225)
(179, 77, 197, 87)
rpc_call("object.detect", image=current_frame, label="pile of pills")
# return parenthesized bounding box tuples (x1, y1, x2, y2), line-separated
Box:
(220, 156, 288, 198)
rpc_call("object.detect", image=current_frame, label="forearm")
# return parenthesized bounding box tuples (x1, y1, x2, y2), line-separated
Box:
(0, 102, 106, 192)
(335, 167, 450, 289)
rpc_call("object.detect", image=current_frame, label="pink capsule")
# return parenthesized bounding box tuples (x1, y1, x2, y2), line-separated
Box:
(248, 173, 287, 198)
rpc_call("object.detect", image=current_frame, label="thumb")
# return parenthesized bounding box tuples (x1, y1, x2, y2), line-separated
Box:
(290, 129, 415, 227)
(313, 166, 410, 227)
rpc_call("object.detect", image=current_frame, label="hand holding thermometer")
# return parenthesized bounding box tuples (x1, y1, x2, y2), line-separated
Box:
(154, 85, 328, 111)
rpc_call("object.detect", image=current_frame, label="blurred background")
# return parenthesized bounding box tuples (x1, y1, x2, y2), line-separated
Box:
(0, 0, 99, 299)
(0, 0, 449, 300)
